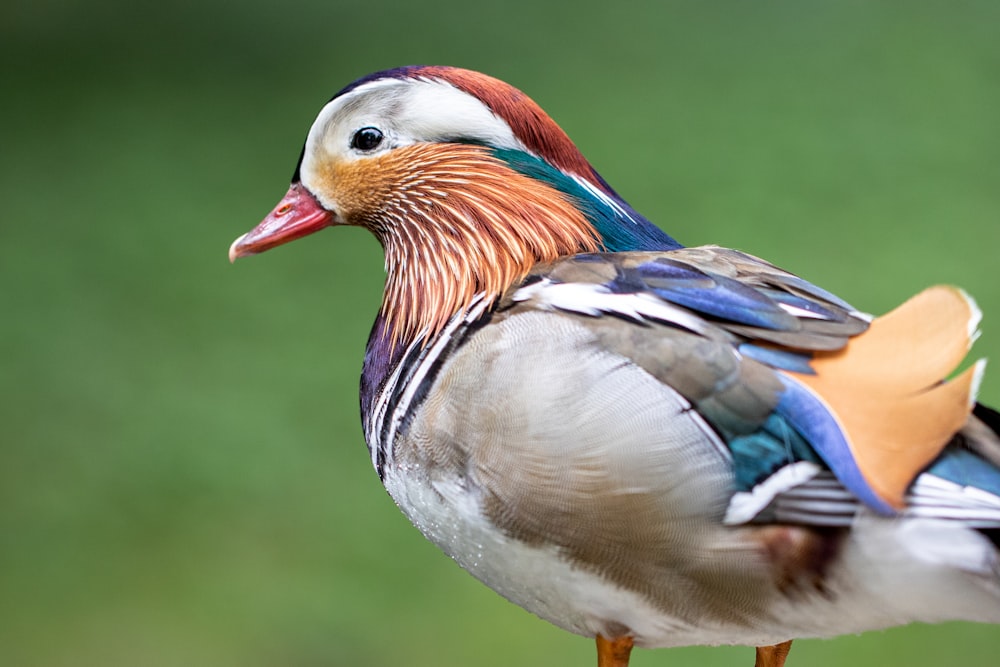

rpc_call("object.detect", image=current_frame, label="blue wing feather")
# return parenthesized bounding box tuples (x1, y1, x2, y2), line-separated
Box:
(927, 447, 1000, 498)
(622, 256, 857, 333)
(775, 375, 896, 516)
(757, 288, 846, 321)
(738, 344, 815, 374)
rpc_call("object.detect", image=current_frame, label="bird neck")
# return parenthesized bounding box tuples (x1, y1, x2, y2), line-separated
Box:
(492, 148, 682, 253)
(357, 143, 682, 415)
(360, 144, 605, 350)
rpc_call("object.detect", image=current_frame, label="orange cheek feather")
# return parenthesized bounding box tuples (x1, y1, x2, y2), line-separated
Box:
(315, 155, 404, 226)
(313, 144, 601, 346)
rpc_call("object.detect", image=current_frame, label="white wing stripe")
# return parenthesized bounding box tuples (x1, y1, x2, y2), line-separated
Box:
(726, 468, 1000, 527)
(513, 280, 710, 334)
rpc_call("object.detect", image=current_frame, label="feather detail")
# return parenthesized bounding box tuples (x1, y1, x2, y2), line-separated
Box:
(319, 143, 602, 347)
(414, 66, 608, 191)
(787, 286, 984, 509)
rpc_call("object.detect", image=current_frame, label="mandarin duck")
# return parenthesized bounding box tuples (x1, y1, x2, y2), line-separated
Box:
(230, 66, 1000, 667)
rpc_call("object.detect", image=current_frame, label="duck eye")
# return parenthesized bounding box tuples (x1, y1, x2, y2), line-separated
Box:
(351, 127, 384, 151)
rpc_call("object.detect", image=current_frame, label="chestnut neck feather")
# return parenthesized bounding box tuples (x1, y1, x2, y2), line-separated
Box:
(357, 143, 602, 349)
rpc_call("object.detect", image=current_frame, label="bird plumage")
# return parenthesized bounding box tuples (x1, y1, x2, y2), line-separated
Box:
(230, 66, 1000, 666)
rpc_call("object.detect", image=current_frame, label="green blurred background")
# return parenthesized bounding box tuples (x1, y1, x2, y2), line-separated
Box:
(3, 1, 999, 665)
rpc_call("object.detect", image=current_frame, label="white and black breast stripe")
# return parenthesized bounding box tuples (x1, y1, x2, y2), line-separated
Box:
(366, 295, 492, 477)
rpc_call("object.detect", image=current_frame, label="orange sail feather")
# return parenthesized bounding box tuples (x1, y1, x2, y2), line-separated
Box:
(789, 286, 984, 508)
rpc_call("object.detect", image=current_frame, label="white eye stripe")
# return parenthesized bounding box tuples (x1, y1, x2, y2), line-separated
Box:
(300, 77, 530, 188)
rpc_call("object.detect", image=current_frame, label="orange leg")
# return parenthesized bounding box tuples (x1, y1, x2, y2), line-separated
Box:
(755, 640, 793, 667)
(596, 635, 634, 667)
